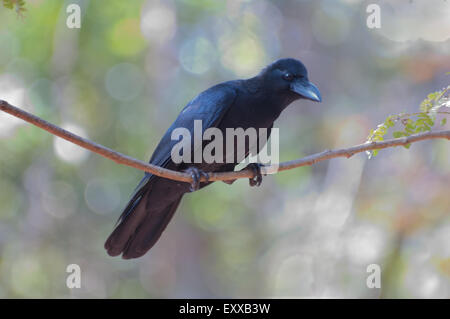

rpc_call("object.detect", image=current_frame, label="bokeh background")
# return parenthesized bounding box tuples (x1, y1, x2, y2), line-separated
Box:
(0, 0, 449, 298)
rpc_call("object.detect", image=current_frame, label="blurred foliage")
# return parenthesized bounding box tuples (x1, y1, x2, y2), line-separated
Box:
(0, 0, 450, 299)
(2, 0, 26, 16)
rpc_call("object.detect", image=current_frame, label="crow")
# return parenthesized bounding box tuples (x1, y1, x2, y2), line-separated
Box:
(105, 58, 321, 259)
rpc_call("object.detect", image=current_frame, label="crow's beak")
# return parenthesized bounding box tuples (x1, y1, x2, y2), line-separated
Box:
(291, 80, 322, 102)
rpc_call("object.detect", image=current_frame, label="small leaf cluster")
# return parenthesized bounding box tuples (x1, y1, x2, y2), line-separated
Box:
(2, 0, 26, 16)
(366, 85, 450, 158)
(420, 86, 450, 113)
(366, 115, 396, 158)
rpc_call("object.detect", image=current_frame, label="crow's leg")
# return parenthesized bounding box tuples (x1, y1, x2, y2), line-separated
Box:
(245, 163, 264, 187)
(184, 167, 209, 192)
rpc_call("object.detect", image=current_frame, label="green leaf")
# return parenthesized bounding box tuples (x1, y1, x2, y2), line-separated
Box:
(403, 143, 411, 149)
(441, 118, 447, 126)
(2, 0, 13, 9)
(385, 116, 395, 128)
(393, 131, 404, 138)
(2, 0, 26, 14)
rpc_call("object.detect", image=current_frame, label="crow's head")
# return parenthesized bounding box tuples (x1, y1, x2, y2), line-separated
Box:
(260, 58, 322, 103)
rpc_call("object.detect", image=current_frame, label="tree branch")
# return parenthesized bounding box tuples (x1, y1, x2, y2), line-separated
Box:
(1, 99, 449, 183)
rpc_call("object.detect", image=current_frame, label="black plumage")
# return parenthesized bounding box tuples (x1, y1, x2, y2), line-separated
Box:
(105, 58, 321, 259)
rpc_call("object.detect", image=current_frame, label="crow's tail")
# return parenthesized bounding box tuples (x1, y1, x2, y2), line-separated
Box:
(104, 181, 183, 259)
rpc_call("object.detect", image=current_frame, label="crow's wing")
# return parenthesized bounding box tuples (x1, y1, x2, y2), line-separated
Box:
(132, 83, 237, 191)
(150, 83, 237, 168)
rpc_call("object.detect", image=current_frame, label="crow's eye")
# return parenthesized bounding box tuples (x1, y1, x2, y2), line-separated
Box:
(283, 73, 294, 81)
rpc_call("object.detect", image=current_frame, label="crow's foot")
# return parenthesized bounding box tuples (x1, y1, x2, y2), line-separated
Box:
(245, 163, 265, 187)
(185, 167, 209, 192)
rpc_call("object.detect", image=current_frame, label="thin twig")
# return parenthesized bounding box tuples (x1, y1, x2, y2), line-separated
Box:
(1, 99, 449, 183)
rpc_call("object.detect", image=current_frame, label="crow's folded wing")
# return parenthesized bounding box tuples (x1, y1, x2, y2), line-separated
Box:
(133, 83, 237, 191)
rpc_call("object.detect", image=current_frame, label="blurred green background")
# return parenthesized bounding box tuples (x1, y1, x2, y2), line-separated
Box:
(0, 0, 449, 298)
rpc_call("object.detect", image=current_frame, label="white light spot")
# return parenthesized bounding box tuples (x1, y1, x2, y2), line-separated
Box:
(140, 1, 176, 44)
(179, 37, 216, 74)
(345, 224, 386, 265)
(53, 123, 89, 164)
(0, 74, 27, 137)
(376, 1, 450, 42)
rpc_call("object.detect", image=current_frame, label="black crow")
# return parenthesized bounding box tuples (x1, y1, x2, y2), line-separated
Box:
(105, 58, 321, 259)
